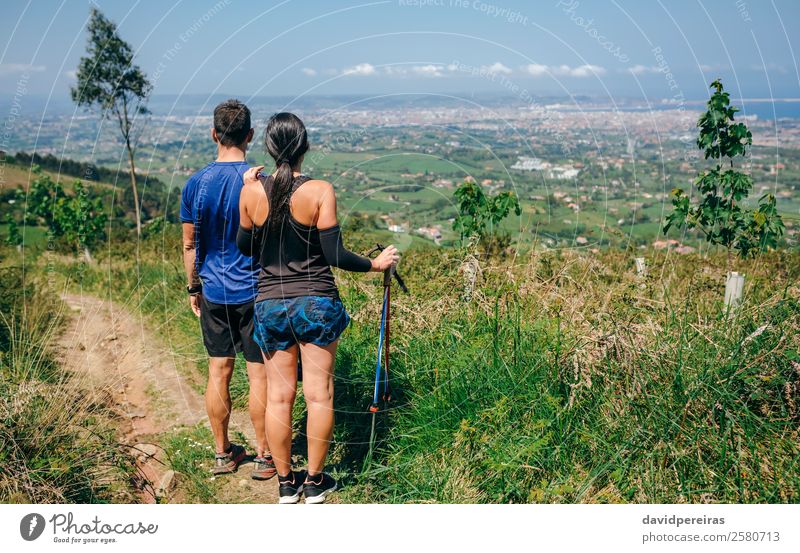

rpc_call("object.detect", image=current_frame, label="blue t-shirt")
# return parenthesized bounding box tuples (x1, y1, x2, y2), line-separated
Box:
(180, 161, 258, 305)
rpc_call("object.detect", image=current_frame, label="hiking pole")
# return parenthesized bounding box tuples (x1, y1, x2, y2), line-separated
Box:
(364, 278, 388, 469)
(371, 266, 393, 411)
(363, 244, 406, 470)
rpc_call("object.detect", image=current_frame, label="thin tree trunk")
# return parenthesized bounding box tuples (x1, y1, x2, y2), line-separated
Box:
(126, 140, 141, 238)
(120, 97, 141, 237)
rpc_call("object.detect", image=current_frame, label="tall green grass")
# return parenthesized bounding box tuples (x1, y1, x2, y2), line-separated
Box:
(335, 248, 800, 503)
(0, 264, 137, 503)
(39, 227, 800, 503)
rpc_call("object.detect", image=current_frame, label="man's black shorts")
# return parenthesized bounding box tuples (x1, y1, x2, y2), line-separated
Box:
(200, 296, 263, 362)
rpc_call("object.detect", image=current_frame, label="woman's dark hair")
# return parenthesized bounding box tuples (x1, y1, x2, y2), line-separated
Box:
(264, 112, 309, 230)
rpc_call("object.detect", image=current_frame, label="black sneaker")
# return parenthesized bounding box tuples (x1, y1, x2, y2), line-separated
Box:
(303, 472, 337, 504)
(277, 470, 307, 504)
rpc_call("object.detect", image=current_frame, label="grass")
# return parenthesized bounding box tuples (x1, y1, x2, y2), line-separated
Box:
(334, 248, 800, 503)
(161, 424, 262, 503)
(5, 225, 800, 503)
(0, 265, 137, 503)
(0, 225, 48, 252)
(160, 425, 219, 503)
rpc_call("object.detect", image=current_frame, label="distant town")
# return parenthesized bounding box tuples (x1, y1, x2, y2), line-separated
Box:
(3, 95, 799, 249)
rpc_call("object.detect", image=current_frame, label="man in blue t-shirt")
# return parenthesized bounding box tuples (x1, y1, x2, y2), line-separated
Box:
(181, 99, 274, 480)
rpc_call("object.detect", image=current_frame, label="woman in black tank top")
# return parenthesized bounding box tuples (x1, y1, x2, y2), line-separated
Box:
(237, 113, 399, 503)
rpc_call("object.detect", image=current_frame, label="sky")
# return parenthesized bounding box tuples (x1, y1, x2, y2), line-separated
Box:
(1, 0, 799, 106)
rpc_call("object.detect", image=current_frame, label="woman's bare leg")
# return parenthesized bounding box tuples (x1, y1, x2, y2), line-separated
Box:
(298, 340, 337, 475)
(263, 345, 298, 476)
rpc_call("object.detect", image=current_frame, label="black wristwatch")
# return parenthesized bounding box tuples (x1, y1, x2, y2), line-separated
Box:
(187, 284, 202, 296)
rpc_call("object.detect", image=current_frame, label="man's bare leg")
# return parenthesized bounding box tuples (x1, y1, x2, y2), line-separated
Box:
(246, 360, 269, 457)
(206, 356, 235, 454)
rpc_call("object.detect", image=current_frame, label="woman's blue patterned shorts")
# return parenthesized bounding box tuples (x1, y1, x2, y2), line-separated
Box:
(253, 295, 351, 352)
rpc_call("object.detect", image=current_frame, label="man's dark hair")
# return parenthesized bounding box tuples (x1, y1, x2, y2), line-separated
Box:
(213, 99, 251, 146)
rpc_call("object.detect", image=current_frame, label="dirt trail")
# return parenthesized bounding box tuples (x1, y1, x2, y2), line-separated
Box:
(56, 293, 279, 504)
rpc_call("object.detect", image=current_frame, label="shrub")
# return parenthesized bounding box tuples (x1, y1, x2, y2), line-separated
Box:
(453, 180, 520, 253)
(16, 166, 107, 256)
(664, 79, 784, 265)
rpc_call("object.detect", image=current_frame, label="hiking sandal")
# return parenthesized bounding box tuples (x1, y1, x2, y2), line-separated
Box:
(211, 443, 246, 475)
(251, 455, 277, 480)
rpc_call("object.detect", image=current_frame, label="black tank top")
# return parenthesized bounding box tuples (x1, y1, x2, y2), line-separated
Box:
(254, 174, 339, 301)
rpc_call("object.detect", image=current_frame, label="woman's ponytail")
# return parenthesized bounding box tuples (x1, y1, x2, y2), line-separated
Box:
(264, 113, 309, 230)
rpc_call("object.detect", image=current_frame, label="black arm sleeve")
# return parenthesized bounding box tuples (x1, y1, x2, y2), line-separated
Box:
(236, 225, 255, 257)
(319, 225, 372, 272)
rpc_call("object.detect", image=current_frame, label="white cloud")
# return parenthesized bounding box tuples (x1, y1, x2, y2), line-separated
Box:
(336, 63, 457, 78)
(522, 63, 604, 77)
(301, 67, 317, 76)
(383, 66, 406, 76)
(628, 64, 661, 75)
(750, 62, 786, 74)
(342, 63, 376, 76)
(0, 63, 45, 75)
(64, 69, 78, 79)
(699, 63, 730, 73)
(325, 61, 564, 79)
(566, 64, 605, 77)
(482, 62, 512, 75)
(412, 64, 446, 77)
(523, 63, 549, 76)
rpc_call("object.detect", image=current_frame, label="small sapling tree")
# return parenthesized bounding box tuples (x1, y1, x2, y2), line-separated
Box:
(664, 79, 784, 268)
(21, 167, 107, 259)
(453, 180, 521, 254)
